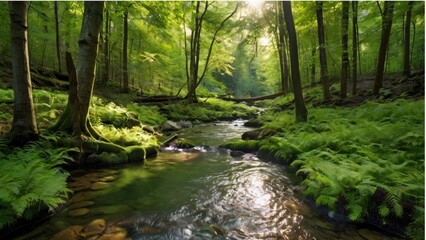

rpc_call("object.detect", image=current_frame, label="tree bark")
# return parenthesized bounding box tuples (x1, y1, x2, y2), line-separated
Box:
(54, 1, 61, 73)
(8, 1, 39, 145)
(101, 8, 109, 87)
(315, 1, 332, 100)
(52, 1, 104, 136)
(277, 1, 289, 94)
(352, 1, 358, 95)
(373, 1, 394, 95)
(403, 1, 413, 78)
(340, 1, 349, 98)
(310, 46, 316, 84)
(282, 2, 308, 123)
(122, 9, 129, 93)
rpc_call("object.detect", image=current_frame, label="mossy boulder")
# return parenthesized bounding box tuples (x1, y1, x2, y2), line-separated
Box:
(219, 140, 260, 153)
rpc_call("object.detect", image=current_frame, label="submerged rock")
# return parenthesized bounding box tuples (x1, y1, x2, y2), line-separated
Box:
(90, 182, 109, 191)
(50, 225, 84, 240)
(68, 200, 95, 210)
(68, 208, 90, 217)
(98, 226, 127, 240)
(80, 219, 106, 238)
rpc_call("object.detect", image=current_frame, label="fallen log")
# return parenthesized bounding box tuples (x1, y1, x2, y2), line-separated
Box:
(134, 95, 183, 103)
(220, 92, 284, 103)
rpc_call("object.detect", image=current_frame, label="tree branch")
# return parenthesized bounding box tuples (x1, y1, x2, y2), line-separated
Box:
(196, 3, 239, 88)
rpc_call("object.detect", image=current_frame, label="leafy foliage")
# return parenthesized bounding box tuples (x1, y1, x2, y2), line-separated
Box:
(259, 99, 424, 234)
(0, 138, 73, 230)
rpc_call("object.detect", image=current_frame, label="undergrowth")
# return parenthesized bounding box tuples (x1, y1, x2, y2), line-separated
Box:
(259, 99, 424, 238)
(162, 98, 257, 122)
(0, 136, 75, 231)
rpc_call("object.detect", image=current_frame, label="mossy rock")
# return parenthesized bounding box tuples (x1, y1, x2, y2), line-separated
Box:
(219, 140, 259, 153)
(125, 146, 145, 163)
(86, 151, 129, 166)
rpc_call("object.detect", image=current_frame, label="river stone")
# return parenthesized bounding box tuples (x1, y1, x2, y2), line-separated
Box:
(68, 208, 90, 217)
(94, 205, 131, 214)
(68, 200, 95, 210)
(98, 226, 127, 240)
(358, 228, 385, 240)
(80, 219, 106, 238)
(90, 182, 109, 191)
(50, 225, 84, 240)
(70, 191, 94, 203)
(230, 150, 245, 158)
(241, 129, 261, 140)
(99, 176, 117, 182)
(162, 120, 181, 131)
(244, 118, 262, 128)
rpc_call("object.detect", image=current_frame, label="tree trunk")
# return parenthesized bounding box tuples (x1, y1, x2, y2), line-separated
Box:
(52, 1, 104, 136)
(352, 1, 358, 95)
(282, 1, 308, 123)
(8, 1, 39, 145)
(340, 1, 349, 98)
(277, 1, 289, 94)
(315, 1, 332, 100)
(373, 1, 394, 95)
(310, 46, 316, 84)
(101, 8, 109, 87)
(54, 1, 61, 73)
(122, 9, 129, 93)
(403, 1, 413, 78)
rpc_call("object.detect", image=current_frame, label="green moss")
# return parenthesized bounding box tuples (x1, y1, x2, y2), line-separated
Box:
(220, 140, 260, 153)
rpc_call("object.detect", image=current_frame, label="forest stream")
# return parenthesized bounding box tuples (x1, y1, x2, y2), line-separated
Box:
(18, 120, 402, 240)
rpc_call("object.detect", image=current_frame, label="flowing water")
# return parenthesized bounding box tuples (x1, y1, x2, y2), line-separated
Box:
(18, 121, 401, 240)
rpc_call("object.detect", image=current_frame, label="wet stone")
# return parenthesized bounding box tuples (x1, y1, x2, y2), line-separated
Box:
(90, 182, 110, 191)
(80, 219, 106, 238)
(99, 175, 117, 182)
(68, 208, 90, 217)
(68, 200, 95, 210)
(50, 225, 84, 240)
(70, 191, 94, 203)
(98, 226, 127, 240)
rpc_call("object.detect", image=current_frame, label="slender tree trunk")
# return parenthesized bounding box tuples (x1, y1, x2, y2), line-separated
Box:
(122, 9, 129, 93)
(352, 1, 358, 95)
(277, 1, 289, 94)
(54, 1, 61, 72)
(282, 1, 307, 123)
(101, 8, 109, 87)
(310, 46, 316, 84)
(373, 1, 394, 95)
(8, 1, 39, 145)
(315, 1, 332, 100)
(403, 1, 413, 78)
(340, 1, 349, 98)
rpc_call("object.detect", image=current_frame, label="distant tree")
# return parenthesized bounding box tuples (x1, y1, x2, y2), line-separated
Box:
(54, 1, 61, 72)
(8, 1, 39, 145)
(340, 1, 349, 98)
(122, 8, 129, 93)
(315, 1, 332, 100)
(282, 1, 307, 123)
(184, 1, 238, 103)
(277, 1, 290, 94)
(352, 1, 358, 95)
(403, 1, 414, 78)
(100, 7, 110, 87)
(373, 1, 394, 95)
